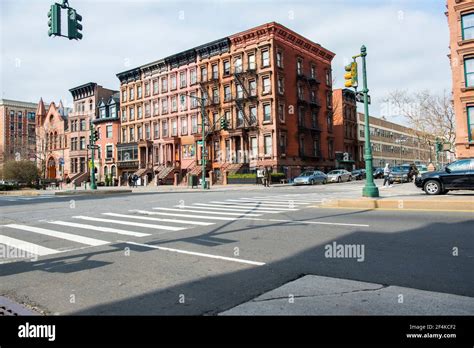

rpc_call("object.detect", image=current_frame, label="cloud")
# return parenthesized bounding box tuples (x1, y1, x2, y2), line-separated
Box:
(1, 0, 450, 122)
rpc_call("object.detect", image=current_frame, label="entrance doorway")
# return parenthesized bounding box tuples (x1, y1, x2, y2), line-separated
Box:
(47, 157, 56, 179)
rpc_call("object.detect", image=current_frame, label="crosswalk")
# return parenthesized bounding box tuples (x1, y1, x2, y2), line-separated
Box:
(0, 195, 57, 202)
(0, 194, 321, 263)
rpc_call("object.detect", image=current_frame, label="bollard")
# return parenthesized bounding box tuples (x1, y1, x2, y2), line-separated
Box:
(223, 171, 228, 185)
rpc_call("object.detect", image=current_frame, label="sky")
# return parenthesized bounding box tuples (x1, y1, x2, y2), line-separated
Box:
(0, 0, 450, 122)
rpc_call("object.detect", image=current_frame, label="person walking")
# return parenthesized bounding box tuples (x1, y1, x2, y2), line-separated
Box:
(408, 163, 419, 182)
(265, 166, 271, 187)
(383, 163, 392, 188)
(261, 167, 268, 187)
(132, 174, 139, 188)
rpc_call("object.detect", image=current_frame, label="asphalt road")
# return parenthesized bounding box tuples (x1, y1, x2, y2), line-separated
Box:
(0, 180, 473, 315)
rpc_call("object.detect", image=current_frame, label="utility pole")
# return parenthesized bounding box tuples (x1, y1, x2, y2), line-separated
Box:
(89, 121, 97, 190)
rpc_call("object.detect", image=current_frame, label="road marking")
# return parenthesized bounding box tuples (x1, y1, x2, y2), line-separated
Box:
(225, 199, 304, 207)
(239, 218, 370, 227)
(138, 210, 238, 221)
(238, 198, 311, 205)
(48, 220, 150, 237)
(183, 204, 279, 214)
(0, 235, 61, 256)
(72, 216, 186, 231)
(209, 201, 299, 211)
(124, 241, 265, 266)
(152, 207, 262, 217)
(249, 196, 323, 203)
(104, 212, 214, 226)
(4, 224, 109, 246)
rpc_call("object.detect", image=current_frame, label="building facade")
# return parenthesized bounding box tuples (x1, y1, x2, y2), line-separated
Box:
(35, 99, 70, 179)
(68, 83, 117, 185)
(0, 99, 37, 168)
(93, 93, 120, 185)
(357, 113, 448, 168)
(116, 22, 335, 184)
(447, 0, 474, 158)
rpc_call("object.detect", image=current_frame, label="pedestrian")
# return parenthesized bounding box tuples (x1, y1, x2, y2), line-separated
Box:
(133, 174, 139, 188)
(127, 174, 132, 187)
(261, 167, 267, 187)
(265, 166, 271, 187)
(408, 163, 419, 182)
(383, 163, 392, 188)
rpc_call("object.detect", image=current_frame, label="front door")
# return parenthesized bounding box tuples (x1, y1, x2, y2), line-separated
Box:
(47, 158, 56, 179)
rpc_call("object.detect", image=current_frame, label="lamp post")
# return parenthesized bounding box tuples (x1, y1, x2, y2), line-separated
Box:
(359, 46, 379, 197)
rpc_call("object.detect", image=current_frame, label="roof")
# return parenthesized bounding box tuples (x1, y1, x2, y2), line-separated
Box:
(0, 98, 38, 109)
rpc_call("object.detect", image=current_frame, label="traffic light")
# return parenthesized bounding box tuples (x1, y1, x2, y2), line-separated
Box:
(91, 129, 99, 143)
(68, 8, 83, 40)
(344, 62, 358, 88)
(220, 118, 229, 130)
(47, 4, 61, 37)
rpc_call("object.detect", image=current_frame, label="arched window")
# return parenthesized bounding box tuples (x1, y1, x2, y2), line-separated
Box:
(54, 132, 58, 149)
(111, 165, 116, 177)
(104, 166, 108, 177)
(89, 99, 93, 111)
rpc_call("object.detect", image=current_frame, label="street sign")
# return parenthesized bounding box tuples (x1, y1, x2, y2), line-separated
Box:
(59, 158, 64, 165)
(87, 145, 99, 149)
(356, 92, 371, 105)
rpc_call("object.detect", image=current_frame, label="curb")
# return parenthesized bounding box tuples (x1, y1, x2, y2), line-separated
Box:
(315, 198, 474, 212)
(0, 191, 42, 196)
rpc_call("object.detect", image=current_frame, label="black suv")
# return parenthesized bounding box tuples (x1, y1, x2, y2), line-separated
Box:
(415, 158, 474, 195)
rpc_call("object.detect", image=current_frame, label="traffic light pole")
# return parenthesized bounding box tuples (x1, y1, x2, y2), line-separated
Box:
(360, 45, 379, 198)
(89, 121, 97, 190)
(200, 98, 207, 190)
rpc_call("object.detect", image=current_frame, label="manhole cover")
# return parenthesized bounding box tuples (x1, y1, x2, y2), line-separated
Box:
(0, 296, 37, 316)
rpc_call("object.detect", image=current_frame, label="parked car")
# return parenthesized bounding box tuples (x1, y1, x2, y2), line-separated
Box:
(293, 171, 327, 185)
(415, 158, 474, 195)
(373, 167, 384, 179)
(416, 164, 428, 175)
(351, 169, 366, 180)
(390, 166, 410, 183)
(327, 169, 352, 183)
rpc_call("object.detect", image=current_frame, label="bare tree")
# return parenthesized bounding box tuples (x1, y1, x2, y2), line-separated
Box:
(383, 89, 456, 153)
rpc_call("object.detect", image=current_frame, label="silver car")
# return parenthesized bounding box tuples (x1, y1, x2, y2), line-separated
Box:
(293, 171, 328, 185)
(327, 169, 352, 183)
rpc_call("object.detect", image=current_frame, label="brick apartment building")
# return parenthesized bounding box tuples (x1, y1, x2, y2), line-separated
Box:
(447, 0, 474, 158)
(116, 22, 335, 185)
(68, 83, 117, 185)
(0, 99, 37, 169)
(93, 92, 121, 184)
(35, 99, 70, 179)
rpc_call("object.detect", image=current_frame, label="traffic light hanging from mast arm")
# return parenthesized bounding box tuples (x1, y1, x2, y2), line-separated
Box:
(47, 0, 83, 40)
(344, 61, 358, 88)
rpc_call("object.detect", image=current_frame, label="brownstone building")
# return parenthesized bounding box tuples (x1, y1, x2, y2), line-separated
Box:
(0, 99, 37, 169)
(116, 22, 335, 185)
(35, 99, 70, 179)
(68, 83, 117, 185)
(447, 0, 474, 158)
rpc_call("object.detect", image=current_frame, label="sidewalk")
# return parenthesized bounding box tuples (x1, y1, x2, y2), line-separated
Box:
(220, 275, 474, 315)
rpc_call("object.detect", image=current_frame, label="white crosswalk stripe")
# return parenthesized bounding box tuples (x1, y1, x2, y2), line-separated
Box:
(224, 199, 302, 207)
(237, 198, 311, 205)
(0, 235, 62, 256)
(72, 216, 186, 231)
(152, 207, 262, 217)
(144, 210, 238, 221)
(209, 201, 298, 211)
(182, 203, 279, 214)
(47, 220, 151, 237)
(103, 212, 215, 226)
(4, 224, 109, 246)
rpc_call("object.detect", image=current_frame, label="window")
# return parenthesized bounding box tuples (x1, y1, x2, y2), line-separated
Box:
(170, 74, 177, 90)
(181, 117, 188, 135)
(191, 115, 198, 134)
(163, 120, 168, 137)
(154, 122, 160, 139)
(447, 159, 471, 171)
(278, 77, 284, 94)
(468, 106, 474, 141)
(263, 103, 271, 122)
(225, 110, 231, 128)
(298, 107, 305, 126)
(234, 56, 242, 73)
(223, 60, 230, 75)
(80, 136, 86, 150)
(212, 88, 219, 103)
(106, 125, 112, 138)
(171, 96, 177, 112)
(311, 110, 318, 128)
(80, 119, 86, 131)
(298, 84, 304, 99)
(190, 92, 198, 108)
(129, 127, 135, 141)
(130, 107, 135, 120)
(212, 64, 218, 79)
(129, 87, 135, 100)
(279, 133, 287, 154)
(153, 80, 159, 94)
(250, 105, 257, 125)
(110, 105, 116, 118)
(313, 139, 320, 157)
(161, 77, 168, 92)
(162, 98, 168, 113)
(137, 125, 143, 140)
(201, 66, 208, 82)
(224, 85, 231, 101)
(276, 51, 282, 68)
(261, 50, 270, 67)
(122, 128, 127, 143)
(137, 105, 143, 119)
(248, 53, 256, 70)
(145, 83, 150, 96)
(326, 69, 332, 86)
(153, 101, 159, 115)
(327, 111, 333, 132)
(462, 13, 474, 40)
(278, 104, 285, 122)
(264, 135, 272, 156)
(190, 69, 197, 85)
(236, 84, 243, 99)
(180, 71, 187, 88)
(145, 123, 150, 139)
(465, 58, 474, 87)
(122, 90, 127, 102)
(297, 59, 303, 75)
(311, 64, 316, 79)
(213, 141, 220, 162)
(171, 119, 177, 136)
(250, 137, 258, 159)
(122, 109, 127, 121)
(106, 145, 113, 159)
(249, 80, 257, 96)
(237, 110, 244, 127)
(299, 136, 305, 156)
(262, 76, 271, 94)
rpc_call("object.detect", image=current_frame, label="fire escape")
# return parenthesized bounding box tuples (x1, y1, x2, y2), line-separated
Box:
(233, 65, 258, 130)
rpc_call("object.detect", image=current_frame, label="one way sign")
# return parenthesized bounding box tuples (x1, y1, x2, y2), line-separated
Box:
(356, 92, 371, 105)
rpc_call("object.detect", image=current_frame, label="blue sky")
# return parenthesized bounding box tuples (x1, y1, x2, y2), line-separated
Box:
(0, 0, 450, 120)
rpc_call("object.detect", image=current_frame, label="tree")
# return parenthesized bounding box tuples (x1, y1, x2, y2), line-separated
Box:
(3, 160, 40, 185)
(383, 89, 456, 153)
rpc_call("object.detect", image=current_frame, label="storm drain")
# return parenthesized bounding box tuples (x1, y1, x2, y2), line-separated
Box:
(0, 296, 37, 316)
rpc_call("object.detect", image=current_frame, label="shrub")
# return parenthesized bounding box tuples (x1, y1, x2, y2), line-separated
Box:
(3, 160, 39, 186)
(228, 173, 257, 179)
